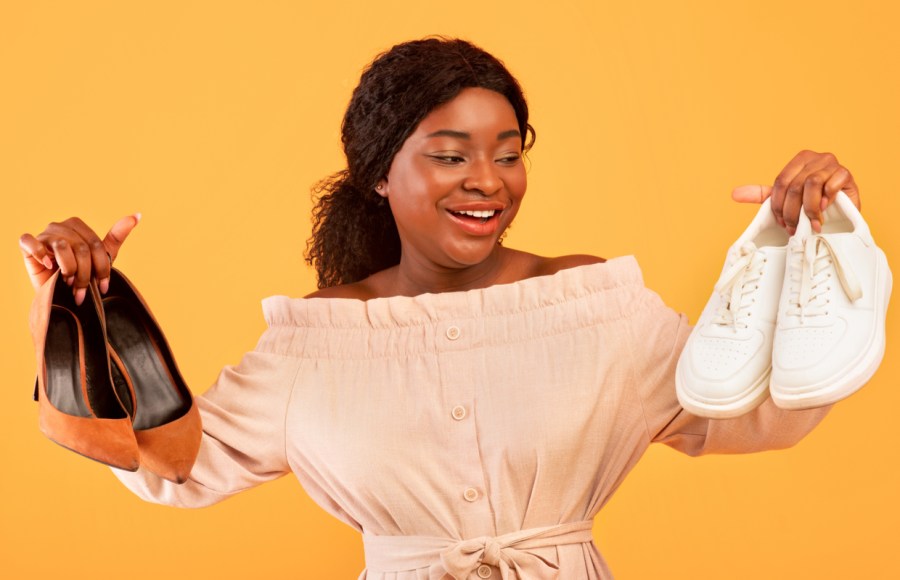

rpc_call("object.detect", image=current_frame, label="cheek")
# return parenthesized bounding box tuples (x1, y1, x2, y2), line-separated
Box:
(508, 167, 528, 202)
(388, 162, 452, 203)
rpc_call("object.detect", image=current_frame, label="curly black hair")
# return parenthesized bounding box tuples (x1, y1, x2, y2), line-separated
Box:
(305, 37, 535, 289)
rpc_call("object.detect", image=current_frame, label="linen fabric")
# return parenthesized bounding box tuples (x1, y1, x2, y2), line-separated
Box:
(113, 257, 831, 579)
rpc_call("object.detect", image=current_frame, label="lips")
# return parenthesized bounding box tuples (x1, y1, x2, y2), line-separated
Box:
(449, 209, 497, 221)
(445, 207, 504, 235)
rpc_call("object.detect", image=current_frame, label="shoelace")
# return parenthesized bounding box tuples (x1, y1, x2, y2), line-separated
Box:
(786, 234, 862, 322)
(712, 242, 766, 330)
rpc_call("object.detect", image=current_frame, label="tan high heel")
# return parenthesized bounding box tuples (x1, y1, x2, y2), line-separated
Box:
(30, 271, 140, 471)
(102, 269, 201, 484)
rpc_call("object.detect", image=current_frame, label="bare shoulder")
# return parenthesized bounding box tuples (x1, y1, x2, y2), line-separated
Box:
(532, 253, 607, 277)
(304, 280, 377, 300)
(303, 267, 394, 300)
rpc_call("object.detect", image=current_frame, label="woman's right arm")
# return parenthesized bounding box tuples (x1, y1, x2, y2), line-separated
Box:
(21, 217, 295, 508)
(113, 349, 298, 508)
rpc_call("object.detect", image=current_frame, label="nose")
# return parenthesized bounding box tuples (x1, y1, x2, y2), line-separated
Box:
(463, 159, 502, 196)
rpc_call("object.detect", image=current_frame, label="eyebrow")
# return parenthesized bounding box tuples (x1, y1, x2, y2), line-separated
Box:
(426, 129, 522, 141)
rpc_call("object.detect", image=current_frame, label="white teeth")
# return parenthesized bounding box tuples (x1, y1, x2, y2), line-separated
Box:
(453, 210, 497, 218)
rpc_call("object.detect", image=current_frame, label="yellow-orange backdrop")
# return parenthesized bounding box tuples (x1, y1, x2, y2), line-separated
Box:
(2, 1, 898, 578)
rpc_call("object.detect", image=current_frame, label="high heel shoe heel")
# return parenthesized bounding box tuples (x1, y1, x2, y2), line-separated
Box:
(30, 271, 140, 470)
(102, 269, 201, 484)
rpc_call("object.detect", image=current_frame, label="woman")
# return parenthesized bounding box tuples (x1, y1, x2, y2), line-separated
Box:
(19, 37, 860, 579)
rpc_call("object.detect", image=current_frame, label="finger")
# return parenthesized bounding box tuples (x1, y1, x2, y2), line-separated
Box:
(781, 172, 811, 234)
(783, 154, 840, 233)
(64, 217, 114, 293)
(18, 233, 55, 271)
(731, 185, 773, 204)
(68, 234, 94, 305)
(780, 153, 837, 233)
(821, 166, 857, 212)
(801, 169, 835, 233)
(102, 213, 141, 264)
(40, 236, 78, 287)
(771, 152, 814, 229)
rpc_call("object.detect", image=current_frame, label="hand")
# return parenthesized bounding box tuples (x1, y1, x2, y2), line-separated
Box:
(19, 214, 141, 304)
(731, 150, 861, 234)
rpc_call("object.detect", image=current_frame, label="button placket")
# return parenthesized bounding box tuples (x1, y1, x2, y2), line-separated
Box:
(436, 320, 493, 537)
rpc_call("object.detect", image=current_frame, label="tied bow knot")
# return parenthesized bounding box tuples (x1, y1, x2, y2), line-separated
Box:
(363, 520, 594, 580)
(440, 534, 558, 579)
(482, 538, 502, 566)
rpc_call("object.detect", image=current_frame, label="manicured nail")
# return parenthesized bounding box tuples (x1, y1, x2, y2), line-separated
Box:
(66, 276, 75, 286)
(134, 212, 142, 222)
(75, 287, 86, 306)
(42, 256, 54, 270)
(99, 277, 110, 294)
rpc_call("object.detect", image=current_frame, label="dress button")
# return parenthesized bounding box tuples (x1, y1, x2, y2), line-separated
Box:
(451, 405, 467, 420)
(477, 564, 492, 578)
(445, 326, 461, 340)
(463, 487, 479, 502)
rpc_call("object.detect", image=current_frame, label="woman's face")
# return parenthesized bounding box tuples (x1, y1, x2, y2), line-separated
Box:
(378, 87, 527, 271)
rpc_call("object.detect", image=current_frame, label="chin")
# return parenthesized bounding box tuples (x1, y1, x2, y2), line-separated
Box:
(442, 239, 503, 268)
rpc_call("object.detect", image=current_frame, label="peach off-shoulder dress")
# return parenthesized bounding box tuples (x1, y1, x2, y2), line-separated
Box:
(113, 257, 830, 579)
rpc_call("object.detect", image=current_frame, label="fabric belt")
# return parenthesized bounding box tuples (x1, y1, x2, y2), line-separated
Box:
(363, 520, 594, 579)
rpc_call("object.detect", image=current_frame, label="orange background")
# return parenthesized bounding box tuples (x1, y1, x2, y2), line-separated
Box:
(2, 1, 898, 578)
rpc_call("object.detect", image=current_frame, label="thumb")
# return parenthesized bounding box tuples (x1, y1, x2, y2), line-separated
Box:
(103, 213, 141, 263)
(731, 184, 773, 204)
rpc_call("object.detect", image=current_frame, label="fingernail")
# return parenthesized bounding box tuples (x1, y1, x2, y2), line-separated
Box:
(66, 276, 75, 286)
(75, 287, 86, 306)
(787, 226, 796, 236)
(100, 277, 110, 294)
(42, 257, 54, 270)
(134, 212, 142, 222)
(820, 198, 828, 211)
(811, 218, 822, 233)
(776, 216, 785, 227)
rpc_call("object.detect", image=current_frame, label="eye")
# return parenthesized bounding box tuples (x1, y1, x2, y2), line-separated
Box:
(429, 155, 466, 165)
(497, 154, 521, 165)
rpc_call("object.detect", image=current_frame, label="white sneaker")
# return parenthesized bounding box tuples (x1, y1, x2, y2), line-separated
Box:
(770, 191, 892, 409)
(676, 199, 790, 418)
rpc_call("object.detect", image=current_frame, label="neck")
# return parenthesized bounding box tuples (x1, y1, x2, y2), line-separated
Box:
(388, 246, 512, 296)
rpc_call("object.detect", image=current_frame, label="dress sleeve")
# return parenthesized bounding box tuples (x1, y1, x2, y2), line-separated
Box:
(111, 349, 299, 507)
(628, 286, 832, 456)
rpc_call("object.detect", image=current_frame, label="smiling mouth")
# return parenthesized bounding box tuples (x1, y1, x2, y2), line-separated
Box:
(449, 209, 499, 224)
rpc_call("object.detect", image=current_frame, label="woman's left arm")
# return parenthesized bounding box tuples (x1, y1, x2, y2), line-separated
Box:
(731, 149, 861, 233)
(634, 150, 867, 455)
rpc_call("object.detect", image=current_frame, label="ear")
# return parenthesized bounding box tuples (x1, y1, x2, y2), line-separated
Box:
(375, 179, 388, 198)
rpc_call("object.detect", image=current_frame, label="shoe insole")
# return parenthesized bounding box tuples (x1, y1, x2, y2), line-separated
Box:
(821, 213, 853, 234)
(104, 297, 185, 431)
(45, 306, 91, 417)
(753, 227, 790, 248)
